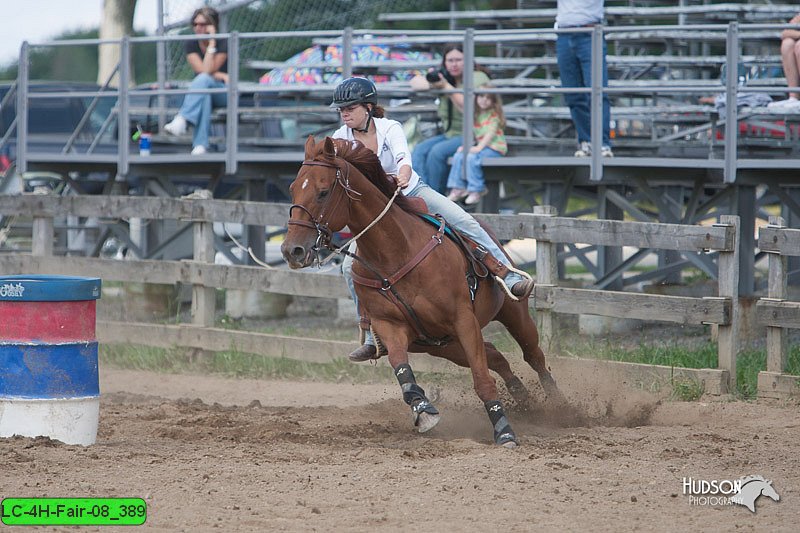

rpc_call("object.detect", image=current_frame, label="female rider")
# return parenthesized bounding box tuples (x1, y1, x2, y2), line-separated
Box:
(330, 77, 533, 362)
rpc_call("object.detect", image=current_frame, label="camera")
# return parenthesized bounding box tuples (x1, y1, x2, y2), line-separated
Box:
(426, 68, 456, 86)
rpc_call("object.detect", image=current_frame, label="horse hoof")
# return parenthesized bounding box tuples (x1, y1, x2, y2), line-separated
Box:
(416, 412, 441, 433)
(496, 431, 518, 448)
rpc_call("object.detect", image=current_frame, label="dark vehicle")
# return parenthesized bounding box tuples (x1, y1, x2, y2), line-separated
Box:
(0, 81, 117, 169)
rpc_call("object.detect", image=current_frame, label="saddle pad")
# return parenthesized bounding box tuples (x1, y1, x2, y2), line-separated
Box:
(418, 213, 457, 239)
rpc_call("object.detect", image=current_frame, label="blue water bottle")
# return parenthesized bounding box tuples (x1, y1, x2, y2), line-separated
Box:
(139, 133, 152, 156)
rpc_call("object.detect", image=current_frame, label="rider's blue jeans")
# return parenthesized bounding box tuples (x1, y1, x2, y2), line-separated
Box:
(341, 181, 525, 346)
(179, 73, 227, 150)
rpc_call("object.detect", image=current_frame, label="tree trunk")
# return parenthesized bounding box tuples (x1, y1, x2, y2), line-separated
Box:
(98, 0, 137, 87)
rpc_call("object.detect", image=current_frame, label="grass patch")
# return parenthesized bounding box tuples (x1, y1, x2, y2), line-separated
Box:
(99, 343, 454, 385)
(565, 339, 800, 400)
(101, 328, 800, 401)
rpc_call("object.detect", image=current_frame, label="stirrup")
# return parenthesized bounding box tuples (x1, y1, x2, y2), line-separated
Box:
(496, 266, 534, 302)
(372, 327, 389, 358)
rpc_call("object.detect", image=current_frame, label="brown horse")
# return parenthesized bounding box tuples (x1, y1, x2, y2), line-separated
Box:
(281, 136, 560, 447)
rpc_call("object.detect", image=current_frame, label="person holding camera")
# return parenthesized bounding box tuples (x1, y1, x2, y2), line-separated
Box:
(409, 43, 490, 194)
(162, 7, 228, 155)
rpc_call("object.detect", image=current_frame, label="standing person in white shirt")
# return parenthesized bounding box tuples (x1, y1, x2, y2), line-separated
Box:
(329, 78, 534, 362)
(556, 0, 613, 157)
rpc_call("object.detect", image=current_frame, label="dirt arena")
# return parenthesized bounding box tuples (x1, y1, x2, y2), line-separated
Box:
(1, 364, 798, 532)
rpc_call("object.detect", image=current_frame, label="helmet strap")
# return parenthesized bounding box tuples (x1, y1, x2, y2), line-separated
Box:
(352, 106, 373, 133)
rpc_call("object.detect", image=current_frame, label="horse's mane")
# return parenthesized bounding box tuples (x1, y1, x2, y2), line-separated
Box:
(321, 138, 414, 211)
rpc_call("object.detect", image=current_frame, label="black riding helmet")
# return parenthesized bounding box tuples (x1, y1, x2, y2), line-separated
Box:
(330, 77, 378, 109)
(331, 77, 378, 133)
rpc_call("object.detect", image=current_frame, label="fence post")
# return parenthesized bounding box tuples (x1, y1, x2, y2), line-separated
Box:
(31, 197, 54, 258)
(765, 216, 787, 373)
(118, 36, 130, 178)
(589, 24, 604, 182)
(192, 219, 215, 327)
(534, 205, 558, 353)
(716, 214, 740, 392)
(342, 27, 353, 79)
(225, 32, 239, 176)
(723, 22, 738, 184)
(16, 42, 29, 175)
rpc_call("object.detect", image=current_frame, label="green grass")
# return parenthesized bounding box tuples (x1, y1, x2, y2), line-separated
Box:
(559, 339, 800, 400)
(101, 333, 800, 401)
(100, 344, 427, 384)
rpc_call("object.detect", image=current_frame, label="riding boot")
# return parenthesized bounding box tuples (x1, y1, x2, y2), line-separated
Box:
(349, 327, 379, 362)
(349, 343, 378, 362)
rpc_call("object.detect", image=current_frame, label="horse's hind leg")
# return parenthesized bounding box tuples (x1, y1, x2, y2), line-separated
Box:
(485, 342, 532, 405)
(495, 300, 561, 399)
(426, 342, 532, 405)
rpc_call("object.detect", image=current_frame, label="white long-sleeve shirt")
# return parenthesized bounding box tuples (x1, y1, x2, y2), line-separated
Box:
(332, 117, 420, 196)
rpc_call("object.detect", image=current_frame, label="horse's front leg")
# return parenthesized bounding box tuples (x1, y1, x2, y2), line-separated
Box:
(373, 321, 441, 434)
(455, 313, 518, 448)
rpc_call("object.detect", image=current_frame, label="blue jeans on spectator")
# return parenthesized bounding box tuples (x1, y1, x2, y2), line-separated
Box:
(411, 134, 463, 194)
(179, 73, 227, 150)
(341, 181, 526, 346)
(446, 147, 503, 193)
(556, 32, 611, 146)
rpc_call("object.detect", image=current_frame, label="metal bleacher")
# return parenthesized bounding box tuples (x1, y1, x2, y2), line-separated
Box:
(6, 1, 800, 295)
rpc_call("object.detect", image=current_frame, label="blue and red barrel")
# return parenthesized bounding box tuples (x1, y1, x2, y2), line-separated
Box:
(0, 275, 101, 445)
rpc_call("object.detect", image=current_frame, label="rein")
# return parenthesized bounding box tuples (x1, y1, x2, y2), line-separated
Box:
(348, 215, 451, 345)
(289, 157, 402, 266)
(288, 152, 451, 345)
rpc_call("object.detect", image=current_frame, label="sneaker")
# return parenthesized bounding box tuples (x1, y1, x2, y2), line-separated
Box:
(348, 344, 378, 362)
(190, 145, 208, 155)
(767, 97, 800, 111)
(163, 115, 188, 136)
(464, 191, 486, 205)
(447, 188, 467, 202)
(574, 141, 591, 157)
(601, 145, 614, 157)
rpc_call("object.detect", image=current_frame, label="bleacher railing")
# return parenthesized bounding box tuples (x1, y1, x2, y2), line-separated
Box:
(11, 21, 800, 183)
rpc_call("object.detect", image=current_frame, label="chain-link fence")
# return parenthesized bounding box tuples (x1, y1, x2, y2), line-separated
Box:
(161, 0, 454, 81)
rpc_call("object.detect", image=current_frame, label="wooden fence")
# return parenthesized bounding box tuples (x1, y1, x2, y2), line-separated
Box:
(530, 205, 739, 394)
(756, 216, 800, 399)
(0, 194, 748, 394)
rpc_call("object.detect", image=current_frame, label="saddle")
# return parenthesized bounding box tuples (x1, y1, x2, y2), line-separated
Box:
(416, 212, 510, 280)
(354, 198, 511, 347)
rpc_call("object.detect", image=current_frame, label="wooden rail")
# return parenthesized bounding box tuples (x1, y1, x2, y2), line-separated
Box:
(756, 216, 800, 399)
(0, 194, 744, 394)
(530, 206, 740, 394)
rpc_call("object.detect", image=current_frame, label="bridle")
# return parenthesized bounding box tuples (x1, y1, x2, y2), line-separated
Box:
(288, 151, 451, 345)
(288, 158, 361, 264)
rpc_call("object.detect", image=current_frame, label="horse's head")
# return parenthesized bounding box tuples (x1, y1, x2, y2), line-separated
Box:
(759, 480, 780, 502)
(281, 136, 358, 268)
